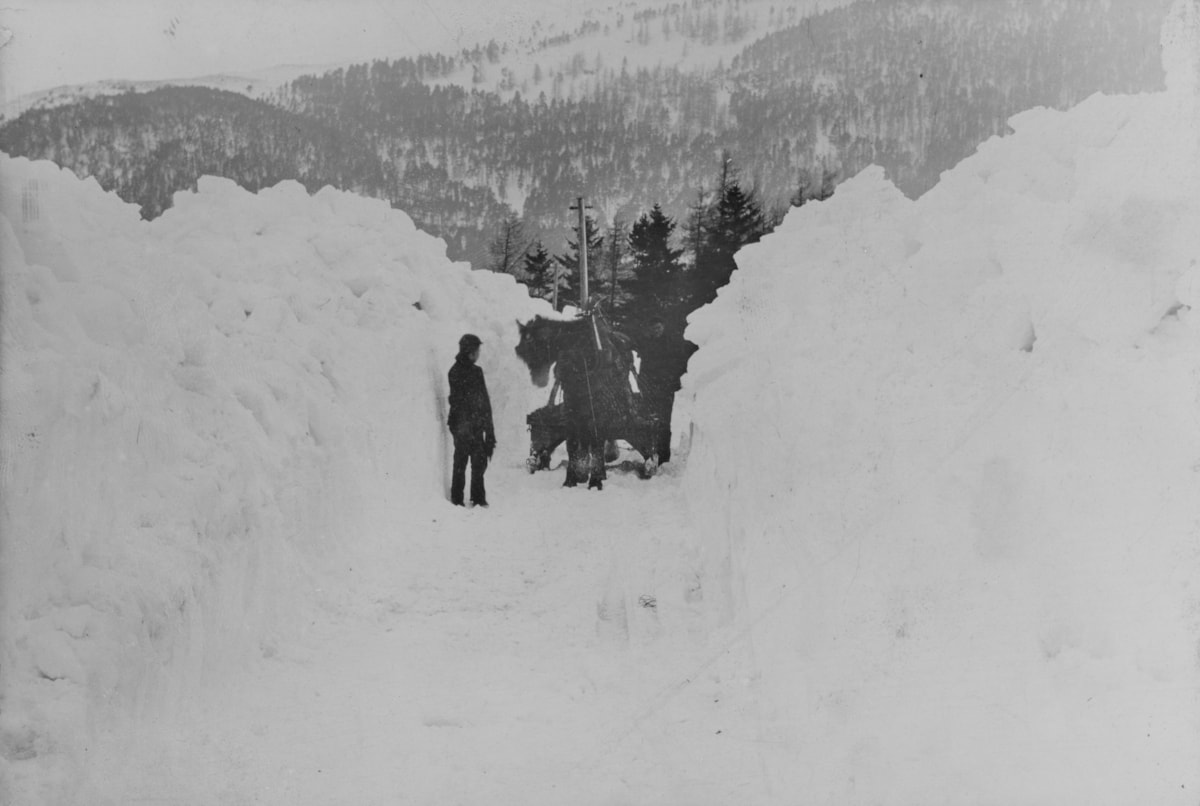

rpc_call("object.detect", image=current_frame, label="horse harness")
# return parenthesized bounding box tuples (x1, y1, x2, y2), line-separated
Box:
(569, 310, 629, 442)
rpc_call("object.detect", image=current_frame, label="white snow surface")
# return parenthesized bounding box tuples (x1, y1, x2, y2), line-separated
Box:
(0, 163, 558, 802)
(681, 6, 1200, 802)
(3, 6, 1200, 804)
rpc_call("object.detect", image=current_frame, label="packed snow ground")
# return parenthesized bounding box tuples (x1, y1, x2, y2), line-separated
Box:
(4, 4, 1200, 804)
(84, 465, 743, 805)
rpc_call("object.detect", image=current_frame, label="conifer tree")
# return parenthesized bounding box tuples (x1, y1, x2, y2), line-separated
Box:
(628, 204, 685, 316)
(688, 153, 766, 307)
(599, 216, 636, 314)
(711, 180, 765, 264)
(521, 240, 556, 301)
(681, 187, 711, 270)
(486, 213, 531, 276)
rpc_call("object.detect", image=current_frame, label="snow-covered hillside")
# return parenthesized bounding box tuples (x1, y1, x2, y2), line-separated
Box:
(680, 0, 1200, 800)
(2, 0, 852, 120)
(426, 0, 853, 102)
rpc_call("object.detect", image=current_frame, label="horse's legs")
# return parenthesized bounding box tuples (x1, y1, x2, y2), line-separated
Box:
(563, 434, 580, 487)
(587, 435, 607, 490)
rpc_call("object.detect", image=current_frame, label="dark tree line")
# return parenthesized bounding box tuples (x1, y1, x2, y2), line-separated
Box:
(489, 150, 795, 394)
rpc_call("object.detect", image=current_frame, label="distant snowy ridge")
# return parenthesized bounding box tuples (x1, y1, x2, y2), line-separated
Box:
(0, 160, 550, 801)
(423, 0, 847, 102)
(2, 0, 844, 121)
(677, 1, 1200, 801)
(0, 65, 340, 121)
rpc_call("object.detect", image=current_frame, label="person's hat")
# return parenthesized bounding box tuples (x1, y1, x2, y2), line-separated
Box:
(459, 333, 482, 351)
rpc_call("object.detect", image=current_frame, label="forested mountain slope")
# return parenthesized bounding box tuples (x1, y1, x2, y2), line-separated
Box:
(0, 86, 510, 255)
(729, 0, 1167, 196)
(0, 0, 1170, 266)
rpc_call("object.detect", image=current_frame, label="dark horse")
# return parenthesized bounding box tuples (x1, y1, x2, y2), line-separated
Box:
(515, 310, 658, 489)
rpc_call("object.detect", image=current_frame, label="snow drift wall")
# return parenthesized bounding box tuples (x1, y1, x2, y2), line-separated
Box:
(679, 6, 1200, 803)
(0, 157, 549, 801)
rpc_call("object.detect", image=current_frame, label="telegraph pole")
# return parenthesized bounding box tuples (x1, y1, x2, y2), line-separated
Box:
(569, 196, 593, 308)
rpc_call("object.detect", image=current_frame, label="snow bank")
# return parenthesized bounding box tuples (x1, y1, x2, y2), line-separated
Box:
(679, 4, 1200, 802)
(0, 158, 549, 802)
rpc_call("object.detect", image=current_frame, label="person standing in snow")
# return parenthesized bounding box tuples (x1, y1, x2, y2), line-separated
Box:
(447, 333, 496, 507)
(636, 316, 692, 465)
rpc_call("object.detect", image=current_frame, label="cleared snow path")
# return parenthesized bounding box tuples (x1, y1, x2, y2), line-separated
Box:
(106, 458, 771, 805)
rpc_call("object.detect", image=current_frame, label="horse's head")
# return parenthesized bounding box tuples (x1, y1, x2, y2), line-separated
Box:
(515, 317, 554, 387)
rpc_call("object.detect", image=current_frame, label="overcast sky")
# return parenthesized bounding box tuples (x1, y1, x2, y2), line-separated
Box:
(0, 0, 603, 102)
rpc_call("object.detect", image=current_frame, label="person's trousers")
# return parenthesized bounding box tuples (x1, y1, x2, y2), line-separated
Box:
(643, 392, 674, 463)
(451, 438, 487, 505)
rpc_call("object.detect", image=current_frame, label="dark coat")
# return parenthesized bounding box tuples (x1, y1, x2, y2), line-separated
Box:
(637, 334, 688, 398)
(448, 353, 495, 446)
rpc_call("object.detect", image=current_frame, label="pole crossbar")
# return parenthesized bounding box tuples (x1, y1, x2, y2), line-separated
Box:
(568, 196, 593, 309)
